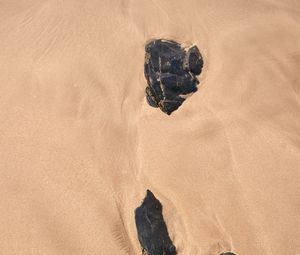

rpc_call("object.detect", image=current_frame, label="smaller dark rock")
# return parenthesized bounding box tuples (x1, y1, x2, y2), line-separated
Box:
(220, 252, 237, 255)
(184, 45, 204, 75)
(135, 190, 176, 255)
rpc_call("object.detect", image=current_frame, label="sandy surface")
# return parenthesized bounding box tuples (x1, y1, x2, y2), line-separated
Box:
(0, 0, 300, 254)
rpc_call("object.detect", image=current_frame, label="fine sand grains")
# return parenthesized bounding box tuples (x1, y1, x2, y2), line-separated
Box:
(0, 0, 299, 254)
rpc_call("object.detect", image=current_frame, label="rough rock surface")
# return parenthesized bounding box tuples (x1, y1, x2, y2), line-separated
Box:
(135, 190, 176, 255)
(144, 39, 203, 115)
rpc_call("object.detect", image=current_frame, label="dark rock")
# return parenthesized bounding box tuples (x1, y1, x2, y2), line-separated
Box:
(184, 45, 204, 75)
(144, 39, 203, 115)
(220, 252, 237, 255)
(135, 190, 176, 255)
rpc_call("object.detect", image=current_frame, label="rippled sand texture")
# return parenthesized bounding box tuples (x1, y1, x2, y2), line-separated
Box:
(0, 0, 299, 254)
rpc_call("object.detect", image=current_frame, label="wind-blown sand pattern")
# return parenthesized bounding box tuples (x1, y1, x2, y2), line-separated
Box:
(0, 0, 300, 254)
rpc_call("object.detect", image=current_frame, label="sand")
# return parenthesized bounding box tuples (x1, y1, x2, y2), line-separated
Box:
(0, 0, 299, 254)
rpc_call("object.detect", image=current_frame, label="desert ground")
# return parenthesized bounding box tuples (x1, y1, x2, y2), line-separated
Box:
(0, 0, 300, 254)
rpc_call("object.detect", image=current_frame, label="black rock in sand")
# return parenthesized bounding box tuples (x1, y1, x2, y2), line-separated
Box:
(135, 190, 176, 255)
(144, 39, 203, 115)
